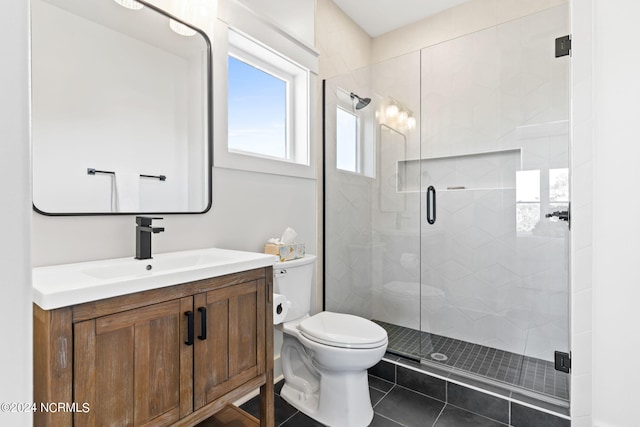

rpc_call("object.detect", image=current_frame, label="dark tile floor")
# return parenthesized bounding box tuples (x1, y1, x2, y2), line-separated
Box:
(240, 378, 509, 427)
(374, 320, 570, 402)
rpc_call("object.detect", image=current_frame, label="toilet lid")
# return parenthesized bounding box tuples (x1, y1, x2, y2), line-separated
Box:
(298, 312, 388, 349)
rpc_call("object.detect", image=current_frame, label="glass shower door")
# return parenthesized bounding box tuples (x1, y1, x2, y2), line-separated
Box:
(418, 4, 571, 404)
(370, 51, 423, 359)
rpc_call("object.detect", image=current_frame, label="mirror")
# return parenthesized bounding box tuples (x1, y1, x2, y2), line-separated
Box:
(31, 0, 212, 215)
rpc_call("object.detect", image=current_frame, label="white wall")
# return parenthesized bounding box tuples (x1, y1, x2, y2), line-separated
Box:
(0, 1, 32, 426)
(591, 1, 640, 425)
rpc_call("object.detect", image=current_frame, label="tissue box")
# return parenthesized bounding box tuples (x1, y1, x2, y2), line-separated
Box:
(264, 243, 305, 262)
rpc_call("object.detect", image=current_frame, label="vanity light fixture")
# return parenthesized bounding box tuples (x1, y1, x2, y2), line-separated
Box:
(385, 103, 399, 119)
(114, 0, 144, 10)
(169, 19, 197, 36)
(168, 0, 203, 36)
(382, 97, 415, 132)
(398, 110, 408, 124)
(407, 116, 416, 130)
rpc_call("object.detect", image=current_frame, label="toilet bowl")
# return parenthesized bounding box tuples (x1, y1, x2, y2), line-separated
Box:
(274, 255, 388, 427)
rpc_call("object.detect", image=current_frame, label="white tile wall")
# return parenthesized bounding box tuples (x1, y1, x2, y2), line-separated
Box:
(315, 0, 371, 80)
(570, 0, 594, 422)
(372, 0, 569, 64)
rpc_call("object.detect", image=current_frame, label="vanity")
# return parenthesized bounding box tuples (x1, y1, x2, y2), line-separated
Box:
(33, 249, 276, 427)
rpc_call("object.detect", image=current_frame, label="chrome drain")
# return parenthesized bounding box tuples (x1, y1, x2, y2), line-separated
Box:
(430, 352, 448, 362)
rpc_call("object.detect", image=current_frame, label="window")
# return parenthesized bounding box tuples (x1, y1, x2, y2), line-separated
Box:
(516, 170, 541, 233)
(228, 56, 288, 159)
(334, 88, 374, 177)
(226, 29, 309, 166)
(336, 107, 359, 173)
(516, 168, 569, 233)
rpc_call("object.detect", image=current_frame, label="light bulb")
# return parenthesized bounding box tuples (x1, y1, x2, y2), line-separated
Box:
(407, 116, 416, 129)
(385, 104, 399, 118)
(398, 110, 408, 123)
(114, 0, 144, 10)
(169, 19, 197, 36)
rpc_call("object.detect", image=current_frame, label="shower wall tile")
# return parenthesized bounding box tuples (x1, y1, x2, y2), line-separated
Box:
(572, 289, 592, 336)
(315, 0, 371, 80)
(570, 0, 593, 421)
(572, 331, 592, 376)
(372, 0, 568, 64)
(572, 374, 593, 418)
(573, 246, 593, 293)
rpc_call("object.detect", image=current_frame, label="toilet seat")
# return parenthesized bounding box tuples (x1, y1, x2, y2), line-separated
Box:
(298, 311, 388, 349)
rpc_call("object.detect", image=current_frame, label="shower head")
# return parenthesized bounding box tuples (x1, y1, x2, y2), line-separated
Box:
(350, 92, 371, 110)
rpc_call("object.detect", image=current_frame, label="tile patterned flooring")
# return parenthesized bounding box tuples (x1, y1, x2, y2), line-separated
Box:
(374, 320, 570, 402)
(240, 378, 512, 427)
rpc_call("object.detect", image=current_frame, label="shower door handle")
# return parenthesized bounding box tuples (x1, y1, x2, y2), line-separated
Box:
(426, 186, 436, 225)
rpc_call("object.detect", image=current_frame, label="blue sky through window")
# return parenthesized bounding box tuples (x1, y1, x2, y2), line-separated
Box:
(228, 56, 287, 158)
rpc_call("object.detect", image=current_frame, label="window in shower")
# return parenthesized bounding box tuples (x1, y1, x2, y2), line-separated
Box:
(335, 102, 374, 177)
(517, 168, 570, 233)
(516, 169, 541, 233)
(336, 107, 360, 173)
(550, 167, 570, 213)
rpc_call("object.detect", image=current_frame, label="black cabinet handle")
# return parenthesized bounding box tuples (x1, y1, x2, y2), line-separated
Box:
(426, 186, 436, 225)
(185, 311, 194, 346)
(198, 307, 207, 340)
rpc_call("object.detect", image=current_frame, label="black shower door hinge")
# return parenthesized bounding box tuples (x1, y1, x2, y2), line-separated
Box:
(555, 35, 572, 57)
(554, 351, 571, 373)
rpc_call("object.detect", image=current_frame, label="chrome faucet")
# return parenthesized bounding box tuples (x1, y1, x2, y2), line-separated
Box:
(135, 216, 164, 260)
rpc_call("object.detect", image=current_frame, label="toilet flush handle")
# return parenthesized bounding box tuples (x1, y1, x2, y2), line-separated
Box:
(274, 269, 288, 277)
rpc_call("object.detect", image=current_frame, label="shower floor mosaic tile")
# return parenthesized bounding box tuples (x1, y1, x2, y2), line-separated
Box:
(373, 320, 570, 402)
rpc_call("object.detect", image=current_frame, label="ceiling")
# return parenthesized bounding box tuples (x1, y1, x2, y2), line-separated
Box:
(331, 0, 471, 37)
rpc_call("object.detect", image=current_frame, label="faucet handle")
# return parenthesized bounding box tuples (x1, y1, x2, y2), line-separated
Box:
(136, 216, 164, 226)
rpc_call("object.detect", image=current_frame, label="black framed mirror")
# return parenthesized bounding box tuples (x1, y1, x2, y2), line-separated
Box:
(31, 0, 212, 215)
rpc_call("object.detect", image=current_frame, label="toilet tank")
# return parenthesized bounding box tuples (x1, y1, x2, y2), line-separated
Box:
(273, 254, 316, 322)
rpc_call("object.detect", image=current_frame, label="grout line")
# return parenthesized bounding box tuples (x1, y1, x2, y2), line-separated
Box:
(431, 403, 447, 427)
(392, 383, 447, 405)
(374, 411, 407, 427)
(372, 384, 396, 409)
(445, 402, 511, 426)
(278, 410, 299, 427)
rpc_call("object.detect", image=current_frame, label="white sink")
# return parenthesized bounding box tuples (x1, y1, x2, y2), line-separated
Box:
(33, 248, 277, 310)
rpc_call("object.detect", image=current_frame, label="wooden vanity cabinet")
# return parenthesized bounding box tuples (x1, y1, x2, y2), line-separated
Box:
(34, 267, 274, 427)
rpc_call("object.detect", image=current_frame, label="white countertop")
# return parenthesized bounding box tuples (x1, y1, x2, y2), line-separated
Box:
(33, 248, 277, 310)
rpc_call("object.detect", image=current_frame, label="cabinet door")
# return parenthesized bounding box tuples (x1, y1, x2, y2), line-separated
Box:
(194, 280, 266, 409)
(74, 297, 193, 427)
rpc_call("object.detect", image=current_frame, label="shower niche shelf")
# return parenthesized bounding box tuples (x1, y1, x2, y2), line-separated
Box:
(397, 148, 521, 193)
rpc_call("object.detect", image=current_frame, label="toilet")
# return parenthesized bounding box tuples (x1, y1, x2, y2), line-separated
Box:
(274, 254, 388, 427)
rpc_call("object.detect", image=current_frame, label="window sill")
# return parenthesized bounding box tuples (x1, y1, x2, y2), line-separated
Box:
(214, 148, 316, 180)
